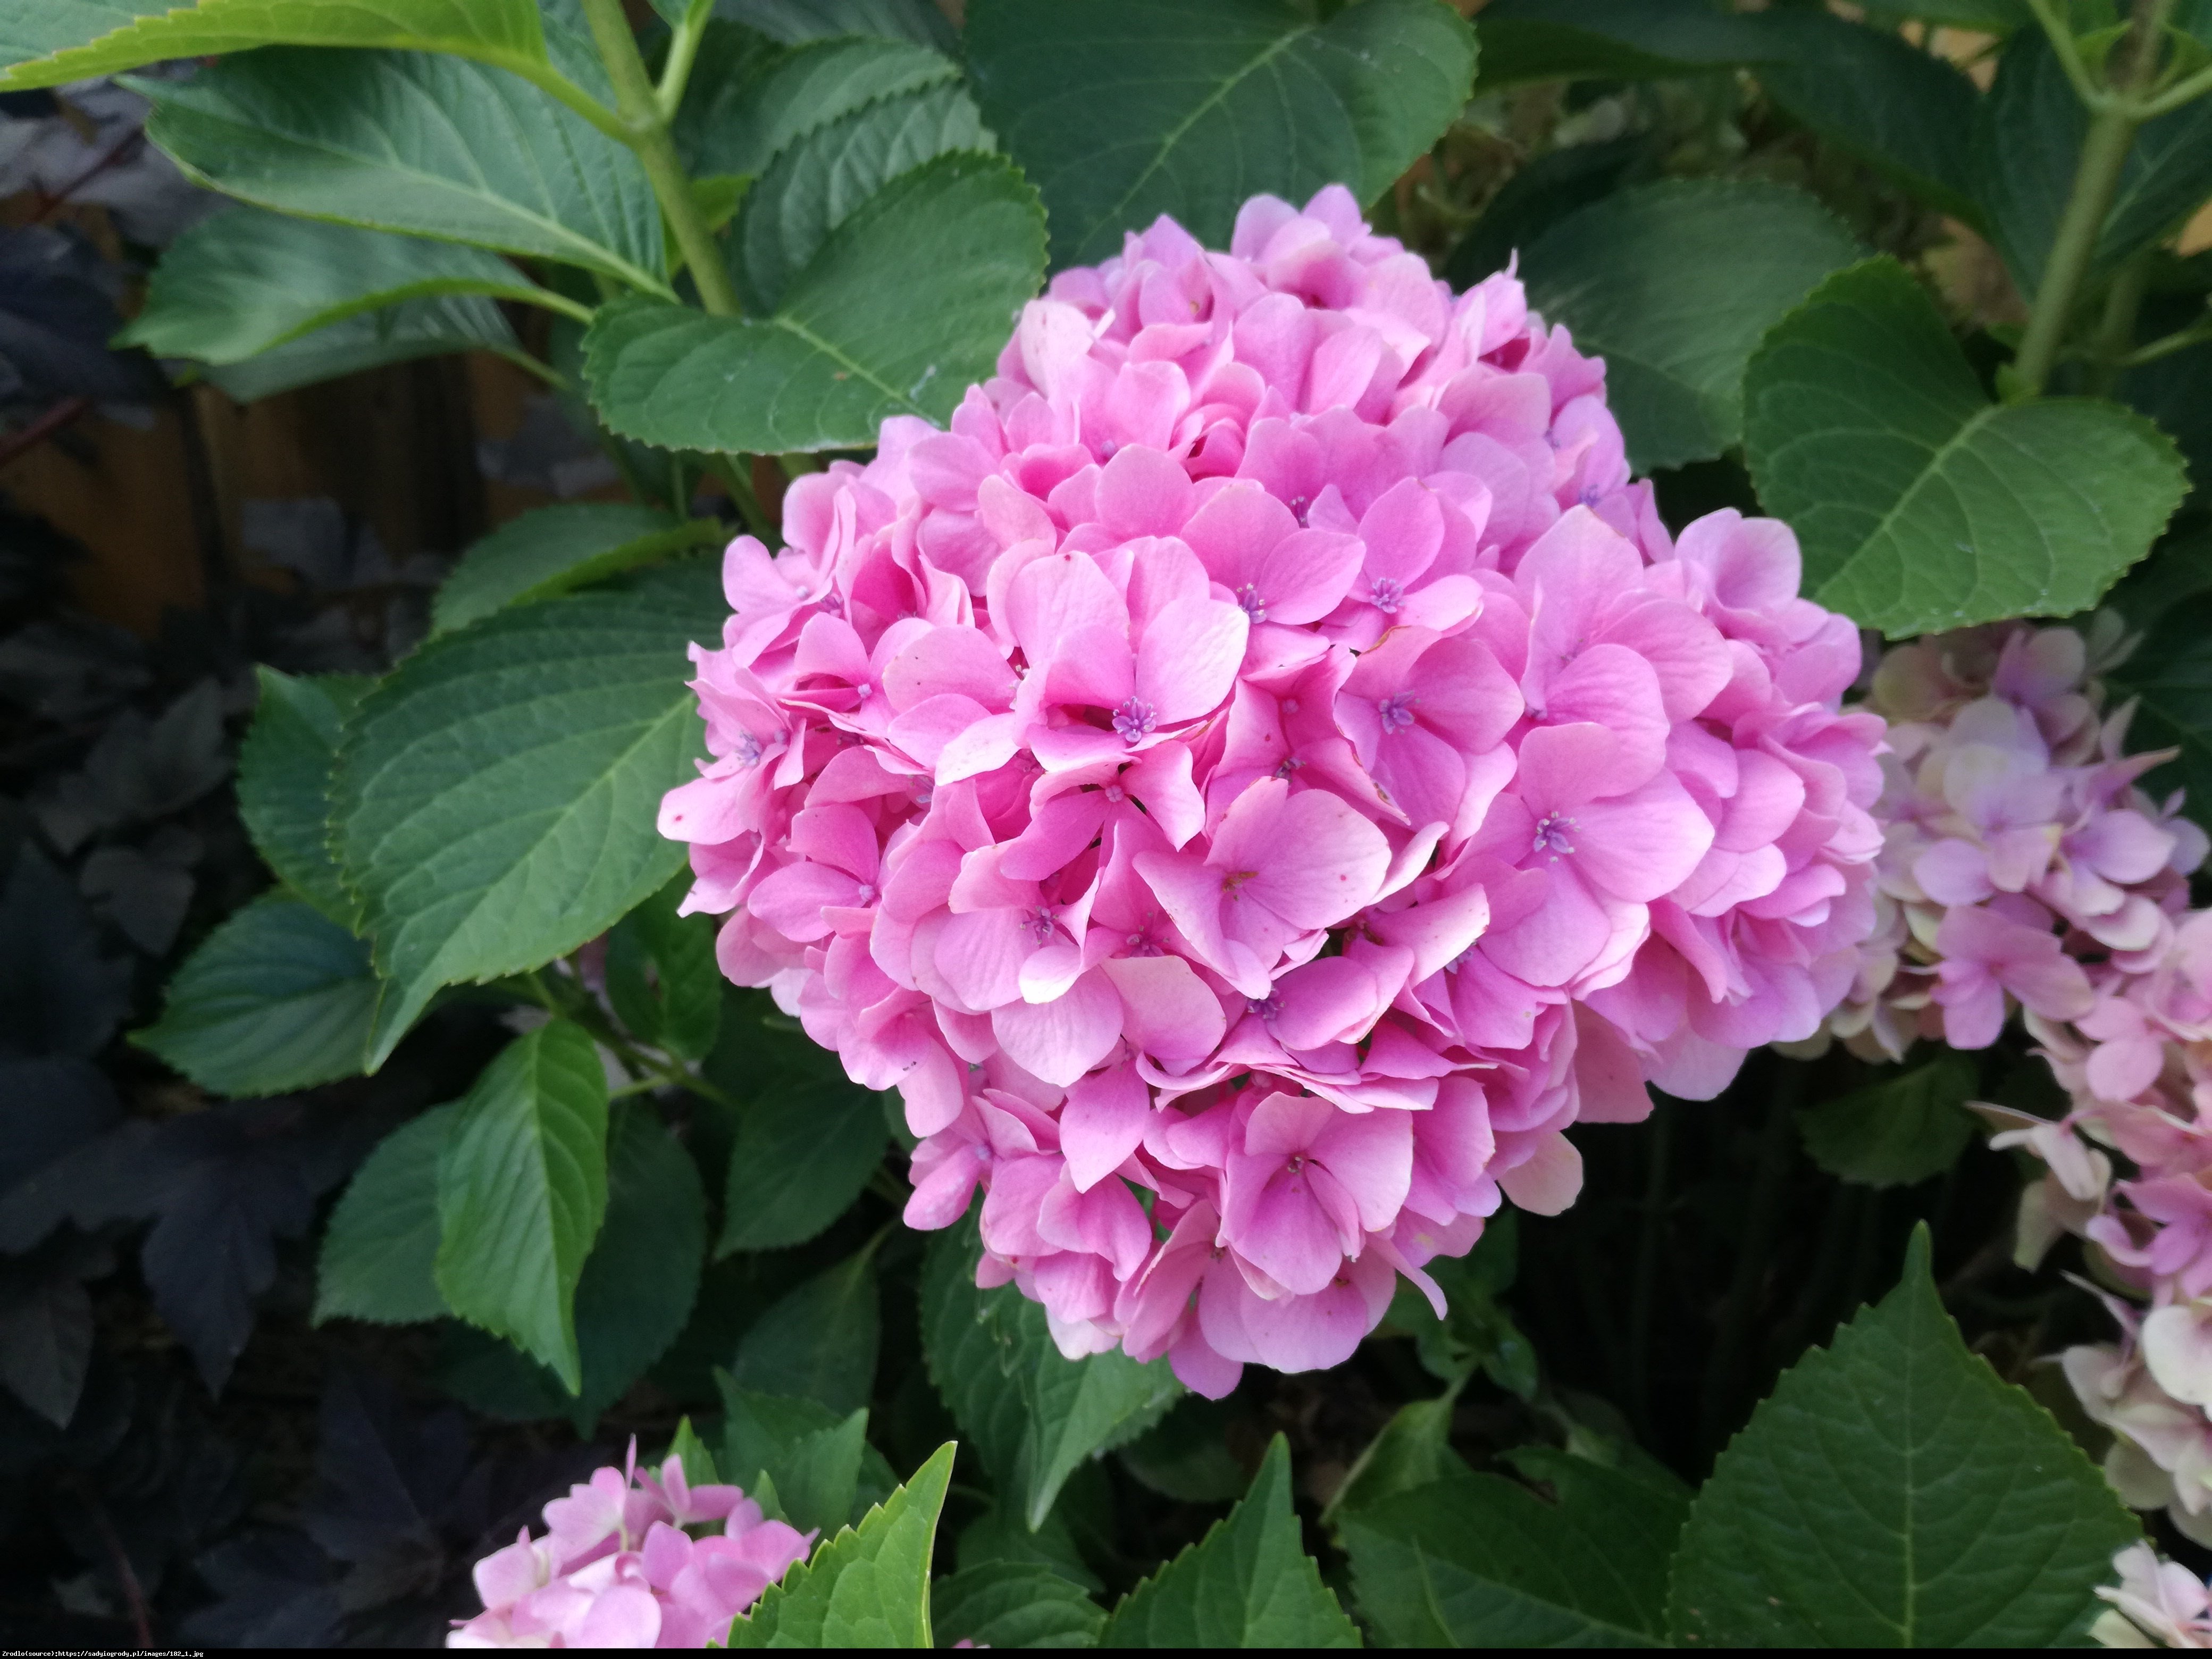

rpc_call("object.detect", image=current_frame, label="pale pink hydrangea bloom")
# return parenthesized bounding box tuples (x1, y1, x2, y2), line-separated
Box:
(2096, 1543, 2212, 1648)
(448, 1447, 810, 1648)
(1824, 618, 2204, 1062)
(663, 187, 1885, 1394)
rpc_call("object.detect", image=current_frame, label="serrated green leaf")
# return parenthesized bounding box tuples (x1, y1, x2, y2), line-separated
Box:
(336, 560, 720, 1066)
(733, 77, 990, 315)
(932, 1562, 1107, 1650)
(433, 1020, 610, 1394)
(606, 871, 724, 1062)
(923, 1218, 1180, 1532)
(1520, 180, 1859, 471)
(583, 152, 1044, 454)
(730, 1245, 882, 1415)
(432, 505, 719, 637)
(135, 894, 381, 1095)
(120, 207, 539, 367)
(1974, 30, 2212, 299)
(1343, 1448, 1686, 1647)
(1666, 1225, 2141, 1646)
(956, 1504, 1103, 1595)
(1100, 1435, 1355, 1648)
(1742, 257, 2188, 636)
(715, 1378, 900, 1533)
(439, 1104, 706, 1428)
(717, 1058, 886, 1255)
(0, 0, 547, 88)
(733, 1440, 956, 1648)
(236, 667, 370, 929)
(968, 0, 1476, 270)
(682, 32, 959, 181)
(134, 48, 666, 291)
(315, 1102, 458, 1326)
(1797, 1051, 1978, 1188)
(1755, 13, 1985, 224)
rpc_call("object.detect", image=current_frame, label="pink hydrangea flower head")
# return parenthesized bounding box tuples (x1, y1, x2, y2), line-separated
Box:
(664, 186, 1887, 1395)
(449, 1445, 810, 1649)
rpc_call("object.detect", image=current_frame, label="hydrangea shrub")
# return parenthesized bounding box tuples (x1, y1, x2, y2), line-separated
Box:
(23, 0, 2212, 1646)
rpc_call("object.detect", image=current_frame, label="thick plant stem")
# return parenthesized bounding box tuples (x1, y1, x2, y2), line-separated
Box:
(2012, 104, 2138, 395)
(576, 0, 741, 317)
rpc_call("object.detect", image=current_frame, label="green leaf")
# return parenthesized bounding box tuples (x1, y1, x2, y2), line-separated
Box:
(1974, 30, 2212, 298)
(1741, 257, 2188, 636)
(440, 1104, 706, 1427)
(1755, 13, 1985, 224)
(718, 0, 957, 52)
(717, 1057, 887, 1255)
(932, 1562, 1107, 1650)
(1666, 1224, 2141, 1646)
(670, 1414, 724, 1488)
(236, 667, 370, 929)
(582, 152, 1044, 454)
(1117, 1397, 1250, 1505)
(730, 1245, 882, 1415)
(1797, 1051, 1978, 1188)
(134, 48, 666, 292)
(957, 1504, 1103, 1595)
(1442, 136, 1646, 289)
(968, 0, 1477, 269)
(135, 895, 381, 1095)
(1343, 1448, 1689, 1647)
(433, 1020, 610, 1394)
(923, 1218, 1179, 1531)
(315, 1102, 459, 1326)
(432, 505, 720, 637)
(1520, 180, 1859, 471)
(682, 33, 960, 181)
(606, 872, 724, 1062)
(2102, 580, 2212, 834)
(120, 207, 538, 366)
(196, 295, 523, 402)
(716, 1379, 900, 1530)
(335, 560, 721, 1066)
(1100, 1435, 1356, 1648)
(733, 77, 991, 314)
(1472, 0, 1774, 89)
(1323, 1396, 1461, 1528)
(0, 0, 548, 89)
(733, 1440, 956, 1648)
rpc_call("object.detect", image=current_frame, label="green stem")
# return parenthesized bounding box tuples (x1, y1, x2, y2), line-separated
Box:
(2013, 0, 2171, 396)
(2013, 104, 2140, 395)
(2023, 0, 2109, 107)
(2138, 58, 2212, 116)
(2086, 254, 2151, 395)
(655, 1, 713, 119)
(2119, 312, 2212, 366)
(576, 0, 740, 317)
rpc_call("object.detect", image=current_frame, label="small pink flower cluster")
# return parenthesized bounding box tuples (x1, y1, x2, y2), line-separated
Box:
(1826, 620, 2204, 1061)
(448, 1448, 810, 1648)
(663, 187, 1884, 1395)
(1854, 624, 2212, 1537)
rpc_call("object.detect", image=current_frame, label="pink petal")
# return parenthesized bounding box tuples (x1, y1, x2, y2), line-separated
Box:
(1568, 772, 1716, 902)
(1061, 1061, 1152, 1191)
(991, 969, 1124, 1086)
(1497, 1132, 1582, 1216)
(1135, 598, 1250, 724)
(1102, 953, 1227, 1060)
(1097, 444, 1195, 538)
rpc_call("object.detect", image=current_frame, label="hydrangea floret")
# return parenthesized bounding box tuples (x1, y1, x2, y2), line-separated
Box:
(447, 1446, 810, 1648)
(663, 187, 1887, 1395)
